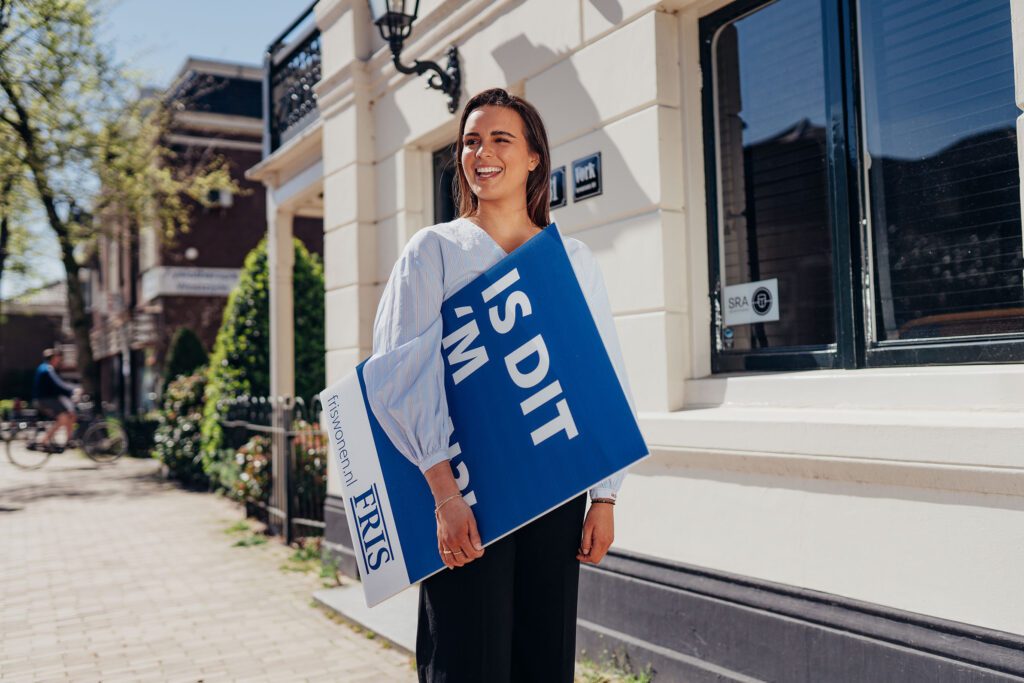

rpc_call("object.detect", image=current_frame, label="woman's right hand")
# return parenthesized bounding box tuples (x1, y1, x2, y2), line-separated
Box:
(435, 497, 484, 569)
(424, 460, 484, 569)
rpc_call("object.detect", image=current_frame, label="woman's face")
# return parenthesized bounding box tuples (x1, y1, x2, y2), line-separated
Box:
(460, 105, 539, 208)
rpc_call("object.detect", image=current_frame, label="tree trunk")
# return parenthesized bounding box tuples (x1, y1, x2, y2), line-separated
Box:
(54, 217, 98, 399)
(0, 180, 7, 368)
(0, 77, 99, 398)
(0, 175, 13, 301)
(33, 190, 98, 399)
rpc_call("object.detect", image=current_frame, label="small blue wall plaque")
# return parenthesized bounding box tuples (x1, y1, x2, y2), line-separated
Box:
(572, 152, 602, 201)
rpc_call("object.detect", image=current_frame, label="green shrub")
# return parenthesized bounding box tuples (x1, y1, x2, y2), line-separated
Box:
(230, 435, 271, 505)
(292, 243, 326, 403)
(153, 371, 209, 488)
(162, 327, 208, 391)
(200, 238, 324, 490)
(224, 421, 326, 514)
(292, 418, 328, 528)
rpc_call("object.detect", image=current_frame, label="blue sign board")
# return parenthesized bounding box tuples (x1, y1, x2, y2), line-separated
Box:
(572, 152, 602, 201)
(320, 224, 647, 605)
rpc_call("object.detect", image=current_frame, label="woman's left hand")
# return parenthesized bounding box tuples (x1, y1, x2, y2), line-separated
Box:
(576, 502, 614, 564)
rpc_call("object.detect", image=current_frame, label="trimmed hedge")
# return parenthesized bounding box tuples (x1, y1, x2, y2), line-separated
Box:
(200, 238, 324, 489)
(162, 327, 208, 391)
(153, 371, 209, 488)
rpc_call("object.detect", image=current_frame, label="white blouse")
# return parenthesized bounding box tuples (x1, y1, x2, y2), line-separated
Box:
(362, 217, 636, 501)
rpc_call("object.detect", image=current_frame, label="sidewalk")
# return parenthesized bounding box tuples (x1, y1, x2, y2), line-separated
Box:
(0, 445, 416, 682)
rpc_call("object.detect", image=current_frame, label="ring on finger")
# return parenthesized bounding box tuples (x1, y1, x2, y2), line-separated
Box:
(442, 549, 453, 555)
(454, 550, 465, 556)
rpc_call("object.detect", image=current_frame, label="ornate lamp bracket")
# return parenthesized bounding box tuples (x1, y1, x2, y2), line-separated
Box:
(388, 41, 461, 114)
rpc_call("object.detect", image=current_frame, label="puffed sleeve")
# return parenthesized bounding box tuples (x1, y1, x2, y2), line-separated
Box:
(361, 230, 452, 474)
(567, 239, 639, 502)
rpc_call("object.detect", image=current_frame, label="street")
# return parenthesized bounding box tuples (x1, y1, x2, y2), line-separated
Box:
(0, 446, 416, 682)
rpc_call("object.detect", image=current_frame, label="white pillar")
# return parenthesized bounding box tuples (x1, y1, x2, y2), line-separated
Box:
(317, 2, 377, 500)
(267, 202, 295, 400)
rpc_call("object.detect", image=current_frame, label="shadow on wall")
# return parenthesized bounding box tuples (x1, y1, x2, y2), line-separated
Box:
(366, 0, 530, 161)
(590, 0, 624, 25)
(491, 32, 653, 231)
(373, 0, 642, 246)
(371, 10, 661, 300)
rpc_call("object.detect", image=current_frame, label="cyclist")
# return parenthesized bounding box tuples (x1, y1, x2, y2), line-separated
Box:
(29, 348, 78, 453)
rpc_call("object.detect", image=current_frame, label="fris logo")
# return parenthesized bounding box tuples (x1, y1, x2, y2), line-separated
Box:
(349, 484, 394, 572)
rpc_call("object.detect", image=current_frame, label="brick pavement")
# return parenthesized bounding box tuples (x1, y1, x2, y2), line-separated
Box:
(0, 446, 416, 682)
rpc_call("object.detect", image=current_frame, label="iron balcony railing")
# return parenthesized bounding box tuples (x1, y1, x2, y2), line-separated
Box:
(264, 1, 322, 154)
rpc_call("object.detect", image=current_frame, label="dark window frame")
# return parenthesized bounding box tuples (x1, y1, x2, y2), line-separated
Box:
(700, 0, 1024, 373)
(432, 142, 459, 225)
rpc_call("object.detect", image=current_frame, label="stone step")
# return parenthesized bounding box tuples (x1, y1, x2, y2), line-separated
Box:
(313, 584, 418, 655)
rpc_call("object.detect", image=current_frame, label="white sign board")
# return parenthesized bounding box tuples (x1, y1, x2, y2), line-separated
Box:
(723, 278, 780, 325)
(141, 266, 240, 302)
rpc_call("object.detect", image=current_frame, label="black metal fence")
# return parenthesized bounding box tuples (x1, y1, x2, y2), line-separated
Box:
(218, 394, 327, 543)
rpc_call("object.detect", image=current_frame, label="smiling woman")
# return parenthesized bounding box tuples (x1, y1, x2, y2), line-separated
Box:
(461, 109, 537, 193)
(454, 90, 552, 247)
(357, 88, 637, 683)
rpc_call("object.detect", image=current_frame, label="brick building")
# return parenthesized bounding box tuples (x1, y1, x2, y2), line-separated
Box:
(0, 282, 76, 399)
(90, 57, 322, 414)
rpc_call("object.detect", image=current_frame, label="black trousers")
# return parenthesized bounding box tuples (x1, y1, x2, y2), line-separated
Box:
(416, 493, 588, 683)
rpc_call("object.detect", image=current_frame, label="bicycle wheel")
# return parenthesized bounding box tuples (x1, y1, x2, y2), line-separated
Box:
(4, 425, 51, 469)
(82, 420, 128, 463)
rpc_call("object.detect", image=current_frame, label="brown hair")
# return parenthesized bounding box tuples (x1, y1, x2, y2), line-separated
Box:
(454, 88, 551, 228)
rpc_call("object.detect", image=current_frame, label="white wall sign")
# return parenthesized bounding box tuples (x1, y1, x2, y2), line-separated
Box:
(723, 278, 780, 325)
(141, 266, 241, 302)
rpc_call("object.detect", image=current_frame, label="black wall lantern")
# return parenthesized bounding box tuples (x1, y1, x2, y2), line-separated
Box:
(368, 0, 461, 113)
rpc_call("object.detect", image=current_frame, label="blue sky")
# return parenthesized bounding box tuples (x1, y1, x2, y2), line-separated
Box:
(101, 0, 314, 87)
(3, 1, 312, 298)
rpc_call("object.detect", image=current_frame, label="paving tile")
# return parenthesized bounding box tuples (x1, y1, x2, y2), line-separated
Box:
(0, 451, 415, 682)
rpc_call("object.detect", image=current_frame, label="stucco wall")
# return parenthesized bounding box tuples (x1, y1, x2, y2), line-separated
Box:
(314, 0, 1024, 636)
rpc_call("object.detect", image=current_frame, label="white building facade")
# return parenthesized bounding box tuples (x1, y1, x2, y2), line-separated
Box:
(253, 0, 1024, 679)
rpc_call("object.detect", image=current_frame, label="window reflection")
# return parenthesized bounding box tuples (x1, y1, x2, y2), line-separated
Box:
(714, 0, 835, 351)
(859, 0, 1023, 341)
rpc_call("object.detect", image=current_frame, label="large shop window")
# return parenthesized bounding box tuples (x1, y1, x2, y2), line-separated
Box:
(701, 0, 1024, 372)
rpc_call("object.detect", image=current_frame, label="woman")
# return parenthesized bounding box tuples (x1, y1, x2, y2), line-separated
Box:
(362, 88, 636, 682)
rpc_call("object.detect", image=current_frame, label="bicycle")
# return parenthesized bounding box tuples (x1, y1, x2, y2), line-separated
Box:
(1, 397, 129, 469)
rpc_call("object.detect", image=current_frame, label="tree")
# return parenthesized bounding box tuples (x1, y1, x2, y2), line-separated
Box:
(153, 369, 209, 488)
(162, 326, 208, 390)
(0, 133, 16, 290)
(0, 0, 234, 397)
(0, 123, 34, 302)
(200, 238, 324, 489)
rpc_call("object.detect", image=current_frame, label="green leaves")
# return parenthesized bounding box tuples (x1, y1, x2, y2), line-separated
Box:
(162, 327, 208, 391)
(153, 369, 209, 488)
(198, 237, 325, 492)
(0, 1, 242, 395)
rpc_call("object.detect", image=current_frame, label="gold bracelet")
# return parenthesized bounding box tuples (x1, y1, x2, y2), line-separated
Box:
(591, 497, 616, 505)
(434, 493, 462, 518)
